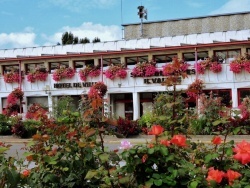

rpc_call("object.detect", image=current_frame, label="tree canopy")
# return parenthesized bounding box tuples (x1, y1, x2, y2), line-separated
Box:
(61, 32, 101, 45)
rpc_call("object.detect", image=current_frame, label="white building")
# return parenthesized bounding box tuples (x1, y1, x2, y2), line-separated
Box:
(1, 12, 250, 120)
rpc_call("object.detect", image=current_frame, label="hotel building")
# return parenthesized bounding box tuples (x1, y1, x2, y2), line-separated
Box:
(1, 11, 250, 120)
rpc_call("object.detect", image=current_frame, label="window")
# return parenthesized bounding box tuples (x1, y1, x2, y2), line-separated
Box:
(153, 54, 177, 63)
(49, 61, 69, 72)
(99, 57, 120, 67)
(238, 88, 250, 104)
(27, 97, 48, 109)
(125, 56, 148, 66)
(25, 63, 45, 74)
(214, 49, 241, 63)
(3, 64, 19, 74)
(74, 60, 94, 69)
(183, 51, 208, 61)
(203, 89, 232, 107)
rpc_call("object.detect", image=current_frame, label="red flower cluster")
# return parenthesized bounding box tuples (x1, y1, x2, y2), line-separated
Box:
(162, 58, 189, 76)
(4, 72, 20, 83)
(131, 61, 157, 77)
(25, 103, 47, 120)
(52, 67, 75, 81)
(187, 79, 204, 98)
(206, 167, 241, 186)
(79, 65, 101, 81)
(104, 64, 127, 80)
(27, 68, 48, 83)
(196, 58, 222, 74)
(233, 140, 250, 164)
(88, 82, 107, 99)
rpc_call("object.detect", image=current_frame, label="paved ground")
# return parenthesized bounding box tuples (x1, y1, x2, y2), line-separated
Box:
(1, 134, 250, 144)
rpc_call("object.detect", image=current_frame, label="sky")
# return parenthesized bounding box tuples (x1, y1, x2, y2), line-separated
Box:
(1, 0, 250, 49)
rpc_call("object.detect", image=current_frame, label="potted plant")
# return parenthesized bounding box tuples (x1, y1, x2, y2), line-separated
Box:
(27, 68, 48, 83)
(196, 56, 222, 74)
(79, 65, 101, 81)
(104, 64, 127, 80)
(52, 66, 75, 81)
(3, 71, 20, 83)
(131, 60, 157, 77)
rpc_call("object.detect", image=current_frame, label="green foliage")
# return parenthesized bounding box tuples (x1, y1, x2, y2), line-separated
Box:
(52, 96, 77, 119)
(0, 114, 11, 135)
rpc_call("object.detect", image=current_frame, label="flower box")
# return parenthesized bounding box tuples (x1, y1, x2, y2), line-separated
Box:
(52, 67, 75, 81)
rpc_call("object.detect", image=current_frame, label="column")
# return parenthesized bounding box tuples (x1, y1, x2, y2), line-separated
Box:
(133, 92, 140, 120)
(231, 88, 238, 108)
(68, 59, 74, 68)
(48, 95, 53, 115)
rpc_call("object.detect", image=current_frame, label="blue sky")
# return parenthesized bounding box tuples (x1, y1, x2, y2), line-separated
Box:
(1, 0, 250, 49)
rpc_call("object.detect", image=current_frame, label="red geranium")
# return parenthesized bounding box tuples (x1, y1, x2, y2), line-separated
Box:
(148, 125, 164, 135)
(233, 140, 250, 164)
(170, 134, 187, 147)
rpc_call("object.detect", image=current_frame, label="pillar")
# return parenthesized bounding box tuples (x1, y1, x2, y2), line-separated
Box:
(231, 88, 238, 108)
(133, 92, 140, 120)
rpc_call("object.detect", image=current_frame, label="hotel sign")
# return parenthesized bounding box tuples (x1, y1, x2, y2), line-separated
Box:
(54, 82, 96, 88)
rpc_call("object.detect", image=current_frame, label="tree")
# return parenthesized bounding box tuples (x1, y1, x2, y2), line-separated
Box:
(61, 32, 93, 45)
(80, 37, 90, 44)
(92, 37, 101, 43)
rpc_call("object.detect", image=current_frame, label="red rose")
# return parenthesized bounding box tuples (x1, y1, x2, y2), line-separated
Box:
(170, 135, 187, 147)
(226, 169, 241, 185)
(206, 167, 225, 184)
(233, 140, 250, 164)
(148, 125, 164, 135)
(212, 136, 222, 145)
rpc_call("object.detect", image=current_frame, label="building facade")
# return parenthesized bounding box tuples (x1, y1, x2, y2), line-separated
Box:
(1, 12, 250, 120)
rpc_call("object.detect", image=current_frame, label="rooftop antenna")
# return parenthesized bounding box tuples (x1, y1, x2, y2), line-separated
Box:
(137, 5, 147, 37)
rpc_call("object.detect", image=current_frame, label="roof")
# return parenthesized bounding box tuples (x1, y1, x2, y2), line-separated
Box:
(122, 11, 250, 26)
(0, 29, 250, 60)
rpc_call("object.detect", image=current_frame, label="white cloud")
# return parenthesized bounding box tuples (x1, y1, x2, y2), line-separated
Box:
(0, 28, 37, 49)
(42, 22, 122, 45)
(210, 0, 250, 14)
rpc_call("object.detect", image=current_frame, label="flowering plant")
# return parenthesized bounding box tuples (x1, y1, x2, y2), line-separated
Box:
(79, 65, 101, 81)
(27, 68, 48, 83)
(104, 64, 127, 80)
(52, 66, 75, 81)
(230, 53, 250, 73)
(196, 57, 222, 74)
(4, 71, 20, 83)
(131, 61, 157, 77)
(162, 58, 189, 76)
(187, 78, 204, 98)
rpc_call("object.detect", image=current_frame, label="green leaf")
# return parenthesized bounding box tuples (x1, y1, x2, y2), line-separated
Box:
(62, 167, 69, 171)
(233, 127, 241, 135)
(190, 181, 198, 188)
(118, 176, 130, 184)
(154, 179, 162, 186)
(205, 154, 212, 163)
(99, 153, 109, 163)
(152, 173, 160, 179)
(160, 146, 168, 155)
(226, 148, 233, 156)
(212, 120, 222, 126)
(85, 170, 98, 179)
(0, 147, 8, 154)
(148, 148, 155, 154)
